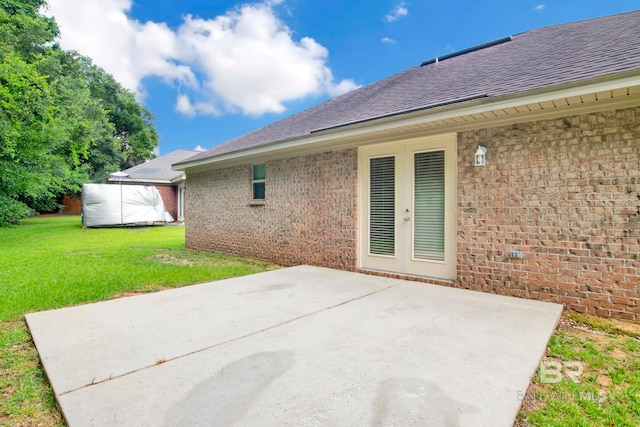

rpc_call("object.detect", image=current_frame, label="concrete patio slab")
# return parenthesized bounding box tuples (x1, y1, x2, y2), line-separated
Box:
(27, 266, 562, 426)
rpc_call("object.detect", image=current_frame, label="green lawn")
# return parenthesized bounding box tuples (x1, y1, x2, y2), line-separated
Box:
(0, 215, 272, 321)
(1, 216, 639, 426)
(517, 312, 640, 427)
(0, 215, 274, 426)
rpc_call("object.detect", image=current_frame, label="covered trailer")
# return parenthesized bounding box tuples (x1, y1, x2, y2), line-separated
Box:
(82, 184, 174, 227)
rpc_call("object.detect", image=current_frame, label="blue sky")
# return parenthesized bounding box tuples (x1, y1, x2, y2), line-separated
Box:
(47, 1, 638, 155)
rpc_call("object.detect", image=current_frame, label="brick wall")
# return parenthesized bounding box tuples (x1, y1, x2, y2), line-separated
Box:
(185, 107, 639, 320)
(457, 106, 640, 320)
(156, 185, 178, 219)
(186, 149, 358, 269)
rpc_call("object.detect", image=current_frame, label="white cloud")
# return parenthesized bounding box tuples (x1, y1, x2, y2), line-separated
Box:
(176, 5, 358, 115)
(385, 2, 408, 23)
(326, 79, 360, 97)
(46, 0, 359, 116)
(46, 0, 196, 95)
(533, 4, 546, 11)
(175, 94, 220, 117)
(381, 37, 396, 44)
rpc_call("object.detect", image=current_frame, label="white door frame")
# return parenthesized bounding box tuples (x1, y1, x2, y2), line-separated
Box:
(177, 184, 185, 222)
(358, 133, 457, 280)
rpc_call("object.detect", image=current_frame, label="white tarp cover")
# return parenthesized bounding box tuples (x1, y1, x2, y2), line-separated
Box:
(82, 184, 174, 227)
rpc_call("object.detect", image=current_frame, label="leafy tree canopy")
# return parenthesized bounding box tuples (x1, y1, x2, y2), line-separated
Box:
(0, 0, 158, 226)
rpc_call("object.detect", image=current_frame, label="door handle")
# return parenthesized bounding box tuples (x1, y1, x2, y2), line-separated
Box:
(404, 216, 411, 222)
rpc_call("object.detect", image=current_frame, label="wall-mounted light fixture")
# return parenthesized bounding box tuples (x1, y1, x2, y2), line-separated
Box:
(474, 145, 486, 167)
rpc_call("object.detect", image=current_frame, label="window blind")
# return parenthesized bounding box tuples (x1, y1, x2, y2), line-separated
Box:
(414, 151, 445, 261)
(369, 156, 395, 256)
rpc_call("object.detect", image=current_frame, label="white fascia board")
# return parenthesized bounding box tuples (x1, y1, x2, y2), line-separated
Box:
(175, 71, 640, 172)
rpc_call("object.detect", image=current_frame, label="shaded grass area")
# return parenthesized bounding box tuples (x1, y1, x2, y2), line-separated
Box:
(517, 311, 640, 426)
(0, 215, 275, 426)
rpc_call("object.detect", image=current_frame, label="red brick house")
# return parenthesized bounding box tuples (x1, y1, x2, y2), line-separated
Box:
(110, 149, 199, 221)
(174, 11, 640, 319)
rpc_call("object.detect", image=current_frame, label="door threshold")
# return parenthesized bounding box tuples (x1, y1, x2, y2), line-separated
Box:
(356, 268, 456, 287)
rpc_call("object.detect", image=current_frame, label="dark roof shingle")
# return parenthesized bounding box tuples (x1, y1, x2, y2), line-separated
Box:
(185, 10, 640, 164)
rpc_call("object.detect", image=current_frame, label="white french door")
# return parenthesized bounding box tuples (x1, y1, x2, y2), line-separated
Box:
(359, 134, 457, 280)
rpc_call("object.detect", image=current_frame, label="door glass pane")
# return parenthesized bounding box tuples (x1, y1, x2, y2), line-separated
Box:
(369, 156, 395, 256)
(414, 151, 445, 261)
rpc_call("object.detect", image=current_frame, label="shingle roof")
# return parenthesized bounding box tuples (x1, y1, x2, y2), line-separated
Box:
(183, 10, 640, 164)
(121, 150, 200, 182)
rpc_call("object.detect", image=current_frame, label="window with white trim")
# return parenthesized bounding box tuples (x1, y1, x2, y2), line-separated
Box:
(252, 164, 265, 200)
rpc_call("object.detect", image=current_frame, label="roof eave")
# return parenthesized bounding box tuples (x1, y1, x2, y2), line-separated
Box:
(173, 70, 640, 172)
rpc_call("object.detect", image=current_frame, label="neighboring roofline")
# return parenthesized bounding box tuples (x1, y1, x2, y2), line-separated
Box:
(106, 176, 186, 185)
(174, 70, 640, 172)
(116, 150, 198, 180)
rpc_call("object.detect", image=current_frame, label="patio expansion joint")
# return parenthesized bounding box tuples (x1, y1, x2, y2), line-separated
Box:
(57, 283, 396, 397)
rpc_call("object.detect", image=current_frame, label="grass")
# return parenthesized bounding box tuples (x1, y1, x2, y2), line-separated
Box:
(517, 311, 640, 426)
(1, 319, 62, 426)
(0, 215, 273, 321)
(0, 215, 275, 426)
(2, 216, 639, 426)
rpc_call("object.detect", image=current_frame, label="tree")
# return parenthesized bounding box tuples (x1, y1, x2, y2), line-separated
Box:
(0, 51, 65, 223)
(0, 0, 58, 59)
(83, 64, 158, 179)
(0, 0, 159, 225)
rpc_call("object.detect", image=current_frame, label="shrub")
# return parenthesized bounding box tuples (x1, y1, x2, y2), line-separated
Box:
(0, 194, 33, 226)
